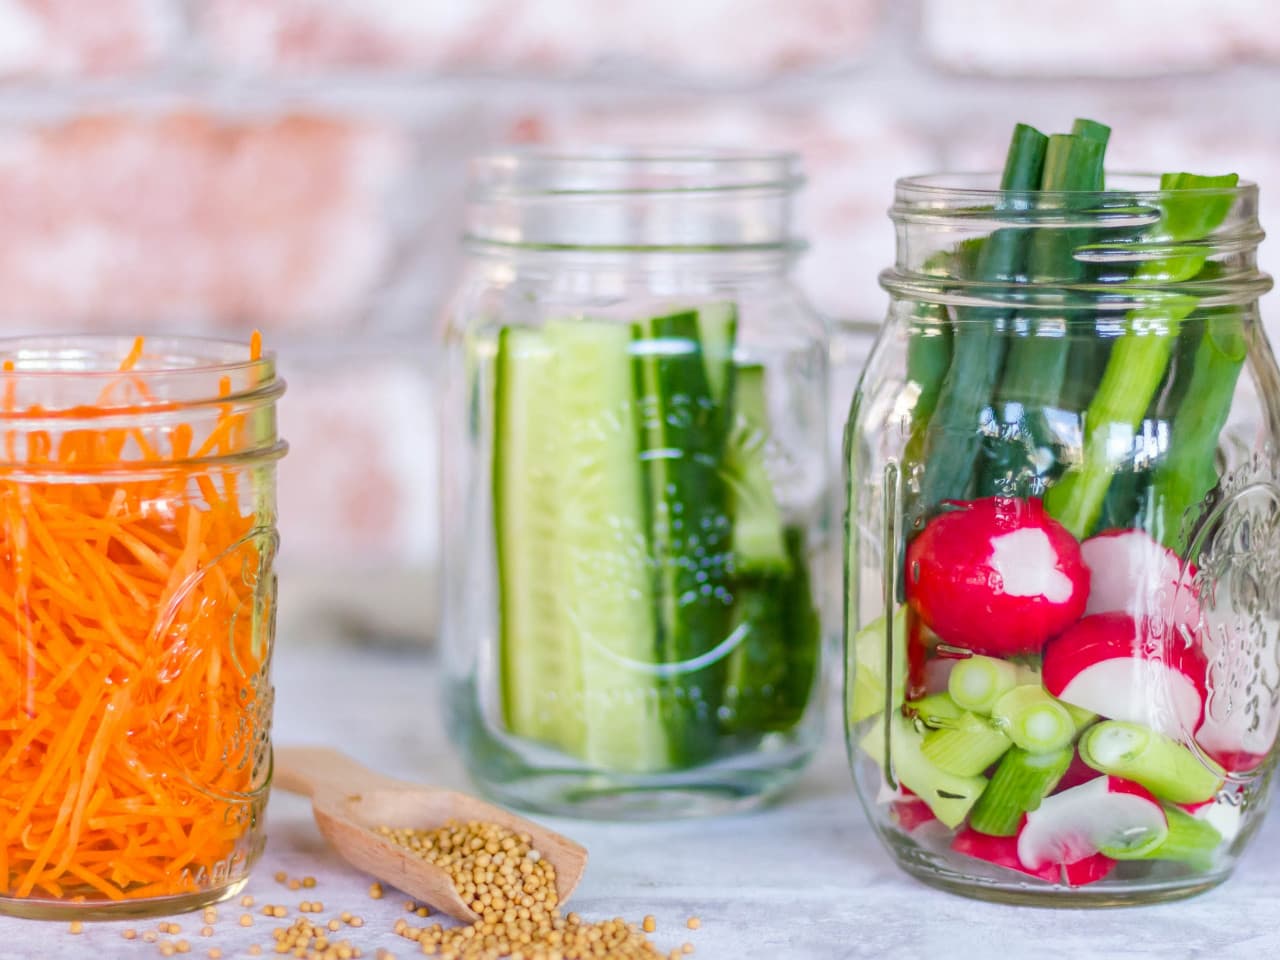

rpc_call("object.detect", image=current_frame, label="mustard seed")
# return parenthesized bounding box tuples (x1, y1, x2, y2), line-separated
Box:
(687, 917, 701, 930)
(68, 921, 83, 935)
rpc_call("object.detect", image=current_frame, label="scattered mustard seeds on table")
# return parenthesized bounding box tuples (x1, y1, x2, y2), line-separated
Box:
(378, 819, 670, 959)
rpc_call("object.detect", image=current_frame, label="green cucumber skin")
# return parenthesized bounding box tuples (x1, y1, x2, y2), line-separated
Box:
(722, 527, 820, 737)
(635, 309, 737, 767)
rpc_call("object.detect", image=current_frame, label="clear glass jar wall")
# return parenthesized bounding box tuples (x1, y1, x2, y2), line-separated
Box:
(441, 150, 830, 818)
(845, 175, 1280, 904)
(0, 336, 285, 919)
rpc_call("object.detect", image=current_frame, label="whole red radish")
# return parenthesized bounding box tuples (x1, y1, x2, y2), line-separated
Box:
(1043, 612, 1207, 739)
(906, 497, 1089, 656)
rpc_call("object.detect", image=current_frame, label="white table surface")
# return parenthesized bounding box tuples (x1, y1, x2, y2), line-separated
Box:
(5, 643, 1280, 960)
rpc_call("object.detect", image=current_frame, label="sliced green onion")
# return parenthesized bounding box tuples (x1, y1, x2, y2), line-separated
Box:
(1079, 721, 1225, 805)
(968, 746, 1072, 837)
(948, 656, 1020, 715)
(849, 607, 908, 724)
(1138, 806, 1224, 871)
(908, 692, 964, 728)
(992, 685, 1075, 753)
(921, 711, 1012, 777)
(860, 713, 989, 829)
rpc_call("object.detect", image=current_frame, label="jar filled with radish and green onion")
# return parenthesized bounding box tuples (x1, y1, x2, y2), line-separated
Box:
(845, 118, 1280, 904)
(441, 150, 829, 818)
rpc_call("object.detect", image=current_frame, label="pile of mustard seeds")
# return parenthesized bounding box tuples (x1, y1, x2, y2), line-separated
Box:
(378, 820, 693, 960)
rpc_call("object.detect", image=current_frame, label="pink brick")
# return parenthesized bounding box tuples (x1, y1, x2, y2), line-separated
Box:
(922, 0, 1280, 76)
(200, 0, 879, 78)
(0, 0, 177, 77)
(0, 113, 405, 332)
(511, 100, 937, 323)
(276, 349, 437, 571)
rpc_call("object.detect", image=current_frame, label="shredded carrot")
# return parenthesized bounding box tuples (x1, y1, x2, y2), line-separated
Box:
(0, 337, 274, 904)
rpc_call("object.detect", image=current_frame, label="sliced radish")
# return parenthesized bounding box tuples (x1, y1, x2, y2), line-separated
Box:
(906, 497, 1089, 657)
(1056, 749, 1099, 793)
(892, 795, 939, 833)
(953, 826, 1115, 886)
(1042, 612, 1207, 739)
(953, 826, 1058, 883)
(1190, 797, 1244, 843)
(923, 656, 959, 696)
(1018, 776, 1169, 868)
(1081, 529, 1201, 636)
(1195, 615, 1280, 772)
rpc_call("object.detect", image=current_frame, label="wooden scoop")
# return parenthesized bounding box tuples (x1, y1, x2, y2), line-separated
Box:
(272, 746, 588, 922)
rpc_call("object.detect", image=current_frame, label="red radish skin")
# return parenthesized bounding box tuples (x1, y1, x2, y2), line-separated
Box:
(1081, 529, 1201, 635)
(953, 826, 1059, 883)
(906, 498, 1090, 657)
(952, 826, 1116, 886)
(1201, 746, 1268, 775)
(1042, 613, 1207, 739)
(892, 796, 938, 833)
(1058, 853, 1119, 886)
(1018, 776, 1167, 871)
(1056, 750, 1098, 793)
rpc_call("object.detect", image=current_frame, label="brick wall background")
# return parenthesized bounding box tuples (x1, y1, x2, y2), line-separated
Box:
(3, 0, 1277, 642)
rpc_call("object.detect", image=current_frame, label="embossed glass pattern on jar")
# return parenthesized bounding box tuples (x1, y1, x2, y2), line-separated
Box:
(441, 150, 830, 819)
(0, 336, 284, 919)
(845, 174, 1280, 904)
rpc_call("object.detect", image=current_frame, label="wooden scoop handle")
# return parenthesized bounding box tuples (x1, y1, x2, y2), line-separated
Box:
(273, 745, 406, 801)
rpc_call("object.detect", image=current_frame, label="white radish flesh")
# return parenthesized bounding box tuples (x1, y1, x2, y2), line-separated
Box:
(1081, 530, 1200, 632)
(992, 528, 1076, 602)
(1019, 777, 1168, 868)
(1056, 657, 1203, 740)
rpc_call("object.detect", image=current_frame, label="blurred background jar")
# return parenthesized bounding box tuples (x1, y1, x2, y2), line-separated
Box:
(440, 149, 830, 818)
(845, 172, 1279, 904)
(0, 335, 284, 918)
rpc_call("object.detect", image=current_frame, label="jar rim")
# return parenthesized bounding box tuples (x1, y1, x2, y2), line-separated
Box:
(469, 147, 805, 198)
(894, 171, 1258, 201)
(0, 334, 272, 381)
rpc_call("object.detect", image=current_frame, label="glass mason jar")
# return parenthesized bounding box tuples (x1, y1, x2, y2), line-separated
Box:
(845, 174, 1279, 904)
(0, 335, 285, 919)
(441, 150, 830, 819)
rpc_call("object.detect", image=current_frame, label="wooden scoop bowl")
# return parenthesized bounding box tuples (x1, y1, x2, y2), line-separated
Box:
(272, 746, 588, 923)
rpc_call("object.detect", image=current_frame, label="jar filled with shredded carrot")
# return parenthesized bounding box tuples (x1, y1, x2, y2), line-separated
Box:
(0, 334, 285, 919)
